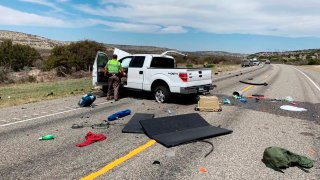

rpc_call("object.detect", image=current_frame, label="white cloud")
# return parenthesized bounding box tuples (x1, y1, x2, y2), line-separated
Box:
(20, 0, 61, 11)
(0, 5, 67, 27)
(75, 0, 320, 37)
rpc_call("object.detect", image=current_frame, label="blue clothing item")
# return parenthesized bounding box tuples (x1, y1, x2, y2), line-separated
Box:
(108, 109, 131, 121)
(79, 93, 96, 107)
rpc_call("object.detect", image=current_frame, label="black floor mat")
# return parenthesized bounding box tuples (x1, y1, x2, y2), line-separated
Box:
(122, 113, 155, 133)
(139, 113, 232, 147)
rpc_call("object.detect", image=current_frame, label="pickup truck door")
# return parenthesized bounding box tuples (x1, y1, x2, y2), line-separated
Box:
(92, 51, 108, 86)
(127, 56, 145, 90)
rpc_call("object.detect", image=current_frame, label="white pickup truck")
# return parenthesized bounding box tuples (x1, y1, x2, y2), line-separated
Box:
(92, 49, 214, 103)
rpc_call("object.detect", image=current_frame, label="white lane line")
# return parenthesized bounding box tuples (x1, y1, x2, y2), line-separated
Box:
(0, 99, 119, 127)
(294, 67, 320, 93)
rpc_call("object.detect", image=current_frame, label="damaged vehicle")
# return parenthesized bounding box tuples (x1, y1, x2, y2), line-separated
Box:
(92, 49, 214, 103)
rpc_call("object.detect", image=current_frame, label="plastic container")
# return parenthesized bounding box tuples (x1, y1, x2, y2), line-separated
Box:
(39, 135, 54, 140)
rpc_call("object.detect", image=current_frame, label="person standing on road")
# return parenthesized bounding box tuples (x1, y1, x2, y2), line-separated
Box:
(104, 54, 125, 101)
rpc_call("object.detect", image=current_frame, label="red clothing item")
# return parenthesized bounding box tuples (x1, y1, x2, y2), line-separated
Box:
(76, 132, 107, 147)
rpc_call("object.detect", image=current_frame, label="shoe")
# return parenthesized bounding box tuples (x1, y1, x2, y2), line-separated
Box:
(115, 99, 119, 101)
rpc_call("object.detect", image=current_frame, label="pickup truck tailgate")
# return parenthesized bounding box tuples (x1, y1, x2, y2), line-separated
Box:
(186, 69, 212, 85)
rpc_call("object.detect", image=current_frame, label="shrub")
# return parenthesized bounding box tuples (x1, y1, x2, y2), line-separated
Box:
(186, 64, 193, 68)
(308, 59, 320, 65)
(28, 75, 37, 83)
(0, 66, 11, 82)
(205, 64, 214, 68)
(0, 40, 41, 71)
(45, 40, 106, 73)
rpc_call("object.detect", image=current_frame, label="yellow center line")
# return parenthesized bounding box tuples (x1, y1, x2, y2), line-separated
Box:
(81, 140, 156, 180)
(241, 85, 254, 92)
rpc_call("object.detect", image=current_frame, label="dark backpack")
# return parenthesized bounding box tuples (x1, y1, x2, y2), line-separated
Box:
(262, 146, 314, 173)
(78, 93, 96, 107)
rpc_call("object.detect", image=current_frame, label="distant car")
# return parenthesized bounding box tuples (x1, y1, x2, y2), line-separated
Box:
(250, 60, 260, 66)
(241, 60, 250, 67)
(265, 60, 271, 64)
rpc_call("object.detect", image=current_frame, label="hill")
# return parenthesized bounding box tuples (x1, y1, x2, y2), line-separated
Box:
(0, 30, 246, 58)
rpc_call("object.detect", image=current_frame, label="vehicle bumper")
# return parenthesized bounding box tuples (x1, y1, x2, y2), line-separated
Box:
(180, 84, 215, 94)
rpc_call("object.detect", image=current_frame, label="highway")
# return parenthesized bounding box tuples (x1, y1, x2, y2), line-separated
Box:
(0, 64, 319, 180)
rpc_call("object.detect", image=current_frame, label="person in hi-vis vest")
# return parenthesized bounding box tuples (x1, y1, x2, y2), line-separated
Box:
(104, 54, 125, 101)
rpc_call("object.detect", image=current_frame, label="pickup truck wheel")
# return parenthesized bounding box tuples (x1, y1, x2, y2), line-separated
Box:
(154, 86, 171, 103)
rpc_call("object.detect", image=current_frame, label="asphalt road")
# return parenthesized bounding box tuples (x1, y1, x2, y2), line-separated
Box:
(0, 64, 319, 180)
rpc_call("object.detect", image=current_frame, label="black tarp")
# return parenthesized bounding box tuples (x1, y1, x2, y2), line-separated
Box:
(122, 113, 155, 133)
(139, 113, 232, 147)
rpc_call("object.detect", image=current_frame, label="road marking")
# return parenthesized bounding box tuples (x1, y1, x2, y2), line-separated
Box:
(294, 67, 320, 93)
(0, 100, 118, 127)
(81, 140, 156, 180)
(241, 85, 254, 92)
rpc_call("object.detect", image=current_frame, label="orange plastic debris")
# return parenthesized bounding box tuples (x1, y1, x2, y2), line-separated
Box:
(199, 168, 208, 173)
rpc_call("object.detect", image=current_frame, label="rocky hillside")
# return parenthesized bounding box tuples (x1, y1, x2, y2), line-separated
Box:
(0, 30, 68, 50)
(0, 30, 247, 58)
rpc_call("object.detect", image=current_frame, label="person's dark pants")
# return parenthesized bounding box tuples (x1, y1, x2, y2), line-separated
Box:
(107, 74, 120, 100)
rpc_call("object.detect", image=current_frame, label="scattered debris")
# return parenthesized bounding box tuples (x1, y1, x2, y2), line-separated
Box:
(152, 161, 161, 165)
(262, 146, 314, 173)
(313, 114, 320, 118)
(239, 80, 268, 86)
(233, 91, 243, 97)
(195, 96, 222, 112)
(139, 113, 232, 148)
(199, 167, 208, 173)
(78, 93, 96, 107)
(199, 140, 214, 158)
(284, 96, 293, 102)
(8, 96, 11, 99)
(76, 132, 106, 147)
(252, 94, 264, 98)
(122, 113, 154, 134)
(223, 99, 231, 104)
(280, 105, 307, 112)
(39, 134, 54, 140)
(290, 102, 297, 106)
(240, 98, 247, 103)
(167, 108, 176, 115)
(108, 109, 131, 121)
(71, 124, 84, 129)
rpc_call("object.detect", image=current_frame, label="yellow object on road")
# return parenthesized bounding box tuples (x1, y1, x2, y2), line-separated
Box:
(195, 95, 221, 112)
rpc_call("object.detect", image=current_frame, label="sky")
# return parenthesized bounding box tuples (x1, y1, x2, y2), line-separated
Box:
(0, 0, 320, 53)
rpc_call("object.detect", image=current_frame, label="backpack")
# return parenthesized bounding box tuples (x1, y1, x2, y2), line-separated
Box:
(262, 146, 314, 173)
(78, 93, 96, 107)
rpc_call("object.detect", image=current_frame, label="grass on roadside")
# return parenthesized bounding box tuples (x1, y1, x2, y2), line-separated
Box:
(0, 77, 93, 108)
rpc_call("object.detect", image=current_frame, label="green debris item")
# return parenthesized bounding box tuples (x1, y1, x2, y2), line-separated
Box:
(223, 99, 231, 104)
(39, 135, 54, 140)
(262, 146, 314, 173)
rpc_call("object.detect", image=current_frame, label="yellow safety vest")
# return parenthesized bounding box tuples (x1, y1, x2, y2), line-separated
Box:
(107, 59, 120, 73)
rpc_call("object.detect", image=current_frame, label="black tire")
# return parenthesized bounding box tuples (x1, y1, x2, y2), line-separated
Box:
(154, 86, 171, 103)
